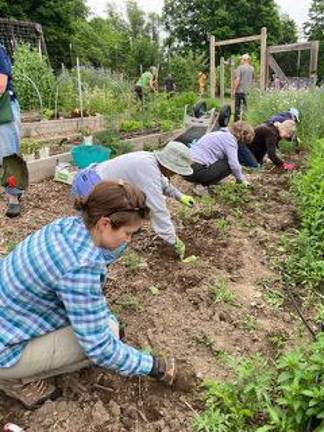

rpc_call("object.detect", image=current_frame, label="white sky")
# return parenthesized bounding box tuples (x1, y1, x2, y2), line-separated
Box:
(87, 0, 312, 36)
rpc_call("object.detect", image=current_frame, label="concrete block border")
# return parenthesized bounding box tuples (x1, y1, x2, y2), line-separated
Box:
(27, 129, 182, 184)
(22, 116, 106, 140)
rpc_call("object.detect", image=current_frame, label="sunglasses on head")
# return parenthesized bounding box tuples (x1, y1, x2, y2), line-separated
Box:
(106, 207, 148, 218)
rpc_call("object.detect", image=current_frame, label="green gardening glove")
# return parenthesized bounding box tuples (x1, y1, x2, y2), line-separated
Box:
(180, 194, 195, 208)
(174, 237, 186, 260)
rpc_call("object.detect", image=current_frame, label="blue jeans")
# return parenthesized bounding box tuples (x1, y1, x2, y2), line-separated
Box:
(238, 144, 259, 169)
(0, 99, 21, 165)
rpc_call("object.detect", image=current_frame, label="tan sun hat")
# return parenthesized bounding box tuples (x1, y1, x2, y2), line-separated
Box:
(155, 141, 193, 176)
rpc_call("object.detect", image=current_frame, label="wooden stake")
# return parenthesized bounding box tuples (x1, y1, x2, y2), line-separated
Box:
(260, 27, 267, 91)
(220, 56, 225, 106)
(210, 35, 216, 98)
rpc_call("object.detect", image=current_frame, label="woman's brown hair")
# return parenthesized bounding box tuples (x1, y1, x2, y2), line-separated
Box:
(230, 121, 255, 144)
(74, 180, 150, 229)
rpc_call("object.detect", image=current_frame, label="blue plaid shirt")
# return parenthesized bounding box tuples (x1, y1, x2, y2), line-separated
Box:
(0, 216, 153, 376)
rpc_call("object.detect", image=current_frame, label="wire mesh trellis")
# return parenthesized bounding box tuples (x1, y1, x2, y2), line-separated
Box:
(0, 18, 47, 59)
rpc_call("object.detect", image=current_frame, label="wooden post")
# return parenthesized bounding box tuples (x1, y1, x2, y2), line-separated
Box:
(260, 27, 267, 91)
(210, 35, 216, 98)
(220, 56, 225, 105)
(310, 41, 319, 85)
(76, 57, 84, 128)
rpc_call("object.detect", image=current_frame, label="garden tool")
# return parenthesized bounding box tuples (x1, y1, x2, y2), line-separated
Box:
(1, 154, 29, 191)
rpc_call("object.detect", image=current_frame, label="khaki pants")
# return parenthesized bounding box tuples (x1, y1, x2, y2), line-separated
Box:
(0, 321, 119, 385)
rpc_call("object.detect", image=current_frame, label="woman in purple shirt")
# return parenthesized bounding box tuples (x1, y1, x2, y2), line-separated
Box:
(183, 122, 254, 186)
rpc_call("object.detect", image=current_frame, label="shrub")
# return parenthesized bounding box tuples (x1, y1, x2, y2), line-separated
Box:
(285, 138, 324, 289)
(194, 334, 324, 432)
(13, 43, 56, 111)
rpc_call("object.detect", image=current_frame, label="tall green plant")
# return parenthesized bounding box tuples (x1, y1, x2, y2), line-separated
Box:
(247, 88, 324, 146)
(285, 138, 324, 289)
(13, 43, 56, 111)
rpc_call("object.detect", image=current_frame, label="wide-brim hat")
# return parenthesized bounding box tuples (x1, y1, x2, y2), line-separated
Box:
(155, 141, 193, 176)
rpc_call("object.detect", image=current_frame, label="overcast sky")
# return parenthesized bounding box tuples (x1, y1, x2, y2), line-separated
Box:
(87, 0, 312, 36)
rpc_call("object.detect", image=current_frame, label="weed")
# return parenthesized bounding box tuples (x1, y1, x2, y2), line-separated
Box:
(267, 332, 287, 352)
(176, 205, 198, 225)
(265, 289, 285, 309)
(209, 278, 235, 304)
(242, 315, 258, 332)
(199, 195, 217, 218)
(213, 182, 252, 207)
(148, 285, 160, 296)
(116, 294, 139, 311)
(124, 251, 141, 273)
(214, 217, 230, 238)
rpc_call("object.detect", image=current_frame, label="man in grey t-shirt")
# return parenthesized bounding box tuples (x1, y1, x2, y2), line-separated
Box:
(232, 53, 254, 121)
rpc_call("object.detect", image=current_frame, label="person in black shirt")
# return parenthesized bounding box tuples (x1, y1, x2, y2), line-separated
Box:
(246, 120, 297, 171)
(164, 74, 176, 96)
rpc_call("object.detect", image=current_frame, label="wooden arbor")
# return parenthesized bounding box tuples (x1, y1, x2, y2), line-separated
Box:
(267, 41, 320, 87)
(209, 27, 268, 98)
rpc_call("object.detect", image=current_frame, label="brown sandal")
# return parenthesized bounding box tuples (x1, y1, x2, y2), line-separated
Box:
(2, 379, 61, 409)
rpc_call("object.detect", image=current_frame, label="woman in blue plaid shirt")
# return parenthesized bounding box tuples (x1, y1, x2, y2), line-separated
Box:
(0, 180, 189, 408)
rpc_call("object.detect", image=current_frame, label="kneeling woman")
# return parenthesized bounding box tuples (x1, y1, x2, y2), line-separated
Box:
(184, 122, 254, 186)
(246, 120, 297, 170)
(0, 181, 180, 408)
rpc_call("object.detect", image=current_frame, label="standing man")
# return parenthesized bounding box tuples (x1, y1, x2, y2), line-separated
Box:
(232, 54, 254, 121)
(134, 66, 158, 103)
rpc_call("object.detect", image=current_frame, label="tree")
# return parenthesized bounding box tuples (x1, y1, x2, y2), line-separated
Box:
(0, 0, 89, 68)
(162, 0, 290, 55)
(125, 0, 147, 40)
(304, 0, 324, 82)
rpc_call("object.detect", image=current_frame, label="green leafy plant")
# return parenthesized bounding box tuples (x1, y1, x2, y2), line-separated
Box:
(193, 354, 273, 432)
(214, 217, 230, 239)
(213, 183, 252, 207)
(209, 278, 235, 304)
(13, 43, 56, 112)
(284, 138, 324, 290)
(124, 251, 142, 273)
(119, 119, 144, 132)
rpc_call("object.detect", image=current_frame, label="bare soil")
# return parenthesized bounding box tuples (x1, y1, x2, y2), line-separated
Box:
(0, 154, 311, 432)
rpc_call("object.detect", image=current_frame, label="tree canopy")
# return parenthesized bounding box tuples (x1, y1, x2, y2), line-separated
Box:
(304, 0, 324, 82)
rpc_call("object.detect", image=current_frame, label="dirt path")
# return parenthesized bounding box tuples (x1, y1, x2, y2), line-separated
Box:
(0, 159, 306, 431)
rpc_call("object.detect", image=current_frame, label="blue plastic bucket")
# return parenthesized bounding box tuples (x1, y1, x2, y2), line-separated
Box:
(72, 145, 111, 169)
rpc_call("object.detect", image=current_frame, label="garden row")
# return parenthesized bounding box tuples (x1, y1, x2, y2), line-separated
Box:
(194, 88, 324, 431)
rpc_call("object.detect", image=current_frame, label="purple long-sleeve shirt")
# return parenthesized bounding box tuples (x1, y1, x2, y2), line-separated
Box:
(189, 130, 245, 181)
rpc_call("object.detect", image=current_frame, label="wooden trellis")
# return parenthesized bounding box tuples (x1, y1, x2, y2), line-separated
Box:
(0, 18, 47, 59)
(267, 41, 319, 87)
(209, 27, 267, 98)
(209, 28, 320, 98)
